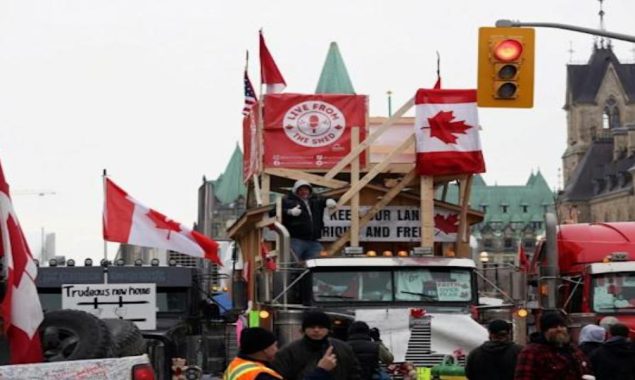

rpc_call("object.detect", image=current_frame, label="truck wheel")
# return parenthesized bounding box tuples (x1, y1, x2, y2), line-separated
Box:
(102, 318, 146, 357)
(40, 309, 113, 361)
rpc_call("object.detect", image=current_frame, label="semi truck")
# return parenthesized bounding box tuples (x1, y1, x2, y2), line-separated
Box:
(527, 213, 635, 338)
(225, 93, 490, 374)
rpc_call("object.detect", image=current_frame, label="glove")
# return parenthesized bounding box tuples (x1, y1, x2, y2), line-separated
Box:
(369, 327, 380, 341)
(288, 205, 301, 217)
(326, 198, 337, 208)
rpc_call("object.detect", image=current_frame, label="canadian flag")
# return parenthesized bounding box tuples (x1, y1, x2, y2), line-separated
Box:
(0, 161, 44, 364)
(259, 31, 286, 94)
(518, 244, 530, 272)
(414, 89, 485, 176)
(103, 178, 220, 264)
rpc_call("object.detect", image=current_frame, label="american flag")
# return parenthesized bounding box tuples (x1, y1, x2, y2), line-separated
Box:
(243, 70, 257, 116)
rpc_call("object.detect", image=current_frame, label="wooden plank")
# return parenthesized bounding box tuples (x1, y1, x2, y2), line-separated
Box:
(328, 168, 418, 255)
(264, 168, 347, 189)
(351, 127, 360, 247)
(332, 133, 415, 211)
(261, 173, 270, 206)
(325, 97, 415, 180)
(420, 176, 434, 248)
(457, 175, 473, 253)
(253, 175, 263, 206)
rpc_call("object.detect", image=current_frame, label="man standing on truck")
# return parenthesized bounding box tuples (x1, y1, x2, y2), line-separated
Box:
(514, 312, 592, 380)
(224, 327, 337, 380)
(281, 180, 337, 261)
(273, 310, 361, 380)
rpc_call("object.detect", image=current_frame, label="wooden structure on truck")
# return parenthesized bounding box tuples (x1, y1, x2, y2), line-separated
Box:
(228, 94, 484, 300)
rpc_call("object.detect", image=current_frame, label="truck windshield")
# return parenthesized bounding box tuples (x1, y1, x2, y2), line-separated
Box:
(312, 268, 473, 303)
(592, 272, 635, 313)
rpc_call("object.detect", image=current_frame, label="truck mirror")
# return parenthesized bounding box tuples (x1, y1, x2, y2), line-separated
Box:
(232, 279, 248, 311)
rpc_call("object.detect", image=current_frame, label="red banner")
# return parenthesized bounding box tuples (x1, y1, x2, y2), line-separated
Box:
(263, 94, 367, 169)
(242, 103, 260, 182)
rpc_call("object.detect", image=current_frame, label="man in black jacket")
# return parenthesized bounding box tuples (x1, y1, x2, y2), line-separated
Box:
(281, 180, 336, 261)
(347, 322, 393, 380)
(465, 319, 522, 380)
(273, 310, 361, 380)
(590, 323, 635, 380)
(224, 327, 336, 380)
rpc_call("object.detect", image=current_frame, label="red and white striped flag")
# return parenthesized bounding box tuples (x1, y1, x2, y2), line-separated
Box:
(414, 89, 485, 176)
(259, 31, 286, 94)
(103, 178, 221, 264)
(0, 161, 44, 364)
(243, 69, 258, 116)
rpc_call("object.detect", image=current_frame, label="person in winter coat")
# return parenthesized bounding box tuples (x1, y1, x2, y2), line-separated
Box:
(273, 310, 361, 380)
(281, 180, 337, 261)
(514, 312, 592, 380)
(589, 323, 635, 380)
(465, 319, 522, 380)
(346, 322, 393, 380)
(224, 327, 336, 380)
(578, 324, 605, 357)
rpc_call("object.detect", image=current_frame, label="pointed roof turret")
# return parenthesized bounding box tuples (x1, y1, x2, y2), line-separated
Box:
(212, 144, 247, 204)
(316, 42, 355, 94)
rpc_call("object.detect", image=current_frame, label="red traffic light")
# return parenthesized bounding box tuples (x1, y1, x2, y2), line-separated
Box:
(493, 39, 523, 62)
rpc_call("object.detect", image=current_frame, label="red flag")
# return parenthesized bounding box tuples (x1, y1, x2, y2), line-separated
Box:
(103, 178, 220, 264)
(0, 161, 44, 364)
(259, 31, 286, 94)
(414, 89, 486, 176)
(518, 244, 529, 272)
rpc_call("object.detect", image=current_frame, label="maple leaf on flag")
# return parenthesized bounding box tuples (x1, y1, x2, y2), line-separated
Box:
(426, 110, 472, 144)
(146, 209, 181, 239)
(434, 213, 459, 234)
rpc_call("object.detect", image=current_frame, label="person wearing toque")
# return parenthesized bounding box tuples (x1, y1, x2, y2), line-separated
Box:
(465, 319, 522, 380)
(514, 312, 593, 380)
(224, 327, 336, 380)
(273, 310, 361, 380)
(280, 180, 337, 261)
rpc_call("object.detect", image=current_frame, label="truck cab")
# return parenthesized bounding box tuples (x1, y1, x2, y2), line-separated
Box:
(529, 220, 635, 337)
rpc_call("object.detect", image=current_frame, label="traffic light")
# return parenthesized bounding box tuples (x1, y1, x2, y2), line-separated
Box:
(477, 27, 535, 108)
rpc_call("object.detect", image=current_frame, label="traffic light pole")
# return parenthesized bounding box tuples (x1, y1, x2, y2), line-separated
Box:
(496, 19, 635, 43)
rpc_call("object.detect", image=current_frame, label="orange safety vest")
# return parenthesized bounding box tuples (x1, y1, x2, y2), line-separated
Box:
(223, 357, 284, 380)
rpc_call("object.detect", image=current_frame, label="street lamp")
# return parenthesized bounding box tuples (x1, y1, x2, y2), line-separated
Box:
(479, 251, 490, 292)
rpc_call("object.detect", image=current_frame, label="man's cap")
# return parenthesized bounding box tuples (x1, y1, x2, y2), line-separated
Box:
(488, 319, 511, 334)
(540, 312, 566, 332)
(302, 310, 332, 330)
(293, 180, 313, 194)
(348, 321, 370, 335)
(239, 327, 277, 355)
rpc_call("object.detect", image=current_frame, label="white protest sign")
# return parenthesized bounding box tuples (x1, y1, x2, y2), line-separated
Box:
(62, 283, 156, 330)
(321, 206, 458, 242)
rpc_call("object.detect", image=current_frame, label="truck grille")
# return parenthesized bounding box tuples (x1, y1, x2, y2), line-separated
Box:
(403, 316, 465, 368)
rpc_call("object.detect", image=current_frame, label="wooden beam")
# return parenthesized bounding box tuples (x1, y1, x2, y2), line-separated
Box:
(256, 217, 276, 229)
(261, 173, 270, 206)
(264, 168, 347, 189)
(325, 97, 415, 180)
(332, 134, 415, 211)
(420, 176, 434, 249)
(328, 168, 418, 255)
(351, 127, 360, 247)
(458, 174, 473, 244)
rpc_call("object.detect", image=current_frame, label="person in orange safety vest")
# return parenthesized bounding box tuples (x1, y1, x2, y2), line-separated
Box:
(224, 327, 337, 380)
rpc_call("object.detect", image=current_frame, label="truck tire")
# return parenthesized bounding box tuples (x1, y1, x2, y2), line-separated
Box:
(40, 309, 113, 361)
(102, 319, 147, 357)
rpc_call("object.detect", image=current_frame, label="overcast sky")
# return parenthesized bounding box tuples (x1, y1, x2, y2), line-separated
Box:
(1, 0, 634, 261)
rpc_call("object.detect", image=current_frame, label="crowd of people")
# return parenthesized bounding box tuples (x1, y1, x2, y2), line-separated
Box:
(466, 312, 635, 380)
(223, 310, 393, 380)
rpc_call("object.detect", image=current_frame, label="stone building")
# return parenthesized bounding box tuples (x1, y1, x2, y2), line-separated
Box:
(559, 44, 635, 222)
(443, 172, 555, 264)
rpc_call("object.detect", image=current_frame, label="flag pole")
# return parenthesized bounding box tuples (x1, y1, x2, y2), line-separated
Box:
(256, 29, 265, 206)
(102, 169, 107, 262)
